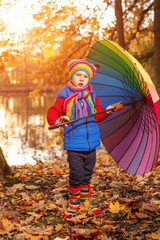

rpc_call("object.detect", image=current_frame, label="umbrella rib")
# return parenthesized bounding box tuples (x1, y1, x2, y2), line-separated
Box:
(123, 107, 148, 174)
(94, 41, 146, 94)
(136, 72, 149, 97)
(90, 41, 139, 82)
(133, 106, 159, 175)
(136, 105, 149, 134)
(115, 108, 142, 164)
(122, 67, 142, 98)
(88, 54, 142, 97)
(135, 103, 157, 134)
(88, 45, 144, 96)
(146, 106, 158, 129)
(122, 68, 146, 99)
(141, 104, 158, 131)
(150, 127, 159, 170)
(98, 95, 141, 104)
(91, 82, 142, 100)
(100, 100, 157, 142)
(133, 126, 148, 175)
(147, 100, 158, 120)
(143, 122, 158, 175)
(127, 97, 158, 134)
(120, 78, 143, 100)
(104, 103, 143, 170)
(100, 102, 142, 138)
(127, 116, 148, 175)
(115, 102, 158, 175)
(142, 133, 153, 176)
(130, 102, 143, 130)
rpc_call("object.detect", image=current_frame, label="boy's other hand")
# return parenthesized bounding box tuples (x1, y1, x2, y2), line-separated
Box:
(111, 102, 124, 112)
(57, 116, 70, 127)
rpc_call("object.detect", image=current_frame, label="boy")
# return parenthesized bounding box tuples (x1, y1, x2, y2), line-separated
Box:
(47, 59, 124, 217)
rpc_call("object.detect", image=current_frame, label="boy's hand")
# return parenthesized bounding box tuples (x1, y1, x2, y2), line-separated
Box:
(57, 116, 70, 127)
(111, 102, 124, 112)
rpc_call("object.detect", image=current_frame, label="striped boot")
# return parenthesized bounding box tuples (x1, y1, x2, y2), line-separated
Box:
(64, 185, 81, 218)
(80, 184, 100, 215)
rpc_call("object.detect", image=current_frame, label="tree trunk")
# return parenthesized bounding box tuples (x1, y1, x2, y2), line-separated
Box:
(0, 147, 12, 178)
(154, 0, 160, 89)
(115, 0, 125, 48)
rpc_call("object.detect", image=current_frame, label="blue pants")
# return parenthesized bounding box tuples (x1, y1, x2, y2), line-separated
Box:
(67, 149, 96, 188)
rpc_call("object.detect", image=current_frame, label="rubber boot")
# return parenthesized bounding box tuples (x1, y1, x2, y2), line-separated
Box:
(80, 183, 100, 215)
(64, 185, 81, 218)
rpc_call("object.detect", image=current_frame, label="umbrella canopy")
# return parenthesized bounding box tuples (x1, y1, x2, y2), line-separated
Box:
(87, 39, 160, 175)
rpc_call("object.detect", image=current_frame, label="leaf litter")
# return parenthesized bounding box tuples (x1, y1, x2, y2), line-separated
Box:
(0, 152, 160, 239)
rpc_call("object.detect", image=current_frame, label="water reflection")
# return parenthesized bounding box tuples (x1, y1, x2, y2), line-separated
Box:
(0, 92, 66, 166)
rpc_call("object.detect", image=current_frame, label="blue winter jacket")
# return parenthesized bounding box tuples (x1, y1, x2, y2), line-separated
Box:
(57, 85, 100, 151)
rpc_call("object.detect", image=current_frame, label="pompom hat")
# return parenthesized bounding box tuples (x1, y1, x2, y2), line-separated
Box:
(67, 59, 99, 80)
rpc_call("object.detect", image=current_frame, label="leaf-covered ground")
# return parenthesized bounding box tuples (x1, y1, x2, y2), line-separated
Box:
(0, 152, 160, 240)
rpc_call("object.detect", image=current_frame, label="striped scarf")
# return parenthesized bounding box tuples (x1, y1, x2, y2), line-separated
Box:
(63, 82, 96, 120)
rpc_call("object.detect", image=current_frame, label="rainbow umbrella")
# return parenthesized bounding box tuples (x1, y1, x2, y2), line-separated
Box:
(87, 39, 160, 175)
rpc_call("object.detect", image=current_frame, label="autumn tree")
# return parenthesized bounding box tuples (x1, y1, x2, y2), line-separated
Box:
(104, 0, 154, 81)
(0, 16, 19, 87)
(154, 0, 160, 89)
(115, 0, 125, 48)
(25, 0, 112, 88)
(0, 147, 11, 178)
(0, 0, 156, 88)
(30, 0, 155, 89)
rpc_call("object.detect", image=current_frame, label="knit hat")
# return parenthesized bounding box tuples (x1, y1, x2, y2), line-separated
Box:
(67, 59, 99, 80)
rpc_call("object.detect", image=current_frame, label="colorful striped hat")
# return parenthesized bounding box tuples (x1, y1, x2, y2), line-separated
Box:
(67, 59, 99, 80)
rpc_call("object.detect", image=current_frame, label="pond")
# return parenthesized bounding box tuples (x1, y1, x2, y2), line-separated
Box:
(0, 92, 66, 166)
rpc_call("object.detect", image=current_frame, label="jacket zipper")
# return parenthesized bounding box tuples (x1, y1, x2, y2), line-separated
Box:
(85, 118, 90, 151)
(81, 100, 90, 151)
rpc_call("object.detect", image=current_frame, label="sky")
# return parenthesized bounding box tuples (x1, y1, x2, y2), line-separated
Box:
(0, 0, 41, 42)
(0, 0, 115, 41)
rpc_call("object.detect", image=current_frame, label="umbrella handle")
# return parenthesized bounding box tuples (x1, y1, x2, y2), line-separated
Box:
(48, 107, 116, 130)
(48, 99, 142, 130)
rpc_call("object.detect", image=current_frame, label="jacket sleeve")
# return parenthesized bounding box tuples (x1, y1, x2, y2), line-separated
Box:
(47, 97, 64, 126)
(94, 96, 111, 123)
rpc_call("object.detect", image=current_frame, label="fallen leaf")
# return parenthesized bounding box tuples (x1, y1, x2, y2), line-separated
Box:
(97, 234, 112, 240)
(54, 237, 70, 240)
(18, 198, 34, 206)
(126, 219, 138, 224)
(6, 183, 24, 195)
(109, 201, 125, 213)
(141, 203, 158, 214)
(73, 228, 90, 237)
(146, 231, 160, 240)
(14, 172, 30, 181)
(135, 212, 149, 219)
(55, 224, 62, 232)
(20, 216, 35, 225)
(52, 168, 63, 175)
(91, 217, 101, 226)
(0, 192, 5, 198)
(22, 225, 53, 236)
(0, 218, 15, 234)
(25, 185, 39, 190)
(109, 181, 123, 188)
(23, 232, 44, 240)
(46, 203, 57, 210)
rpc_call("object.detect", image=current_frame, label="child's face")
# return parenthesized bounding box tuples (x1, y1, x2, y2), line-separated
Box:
(71, 71, 89, 88)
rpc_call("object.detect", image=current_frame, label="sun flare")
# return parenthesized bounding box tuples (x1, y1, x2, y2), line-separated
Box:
(0, 0, 40, 40)
(0, 0, 114, 40)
